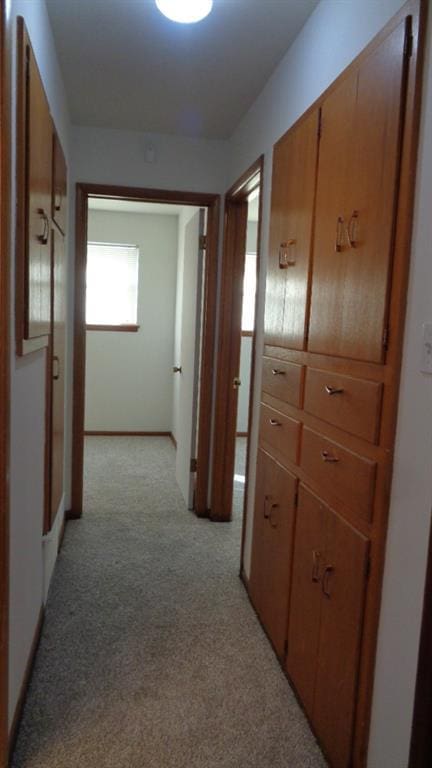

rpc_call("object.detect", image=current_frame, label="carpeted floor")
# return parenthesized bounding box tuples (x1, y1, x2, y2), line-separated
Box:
(12, 437, 327, 768)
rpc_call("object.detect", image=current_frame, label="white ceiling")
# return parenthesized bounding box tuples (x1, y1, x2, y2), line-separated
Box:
(88, 197, 188, 216)
(46, 0, 319, 139)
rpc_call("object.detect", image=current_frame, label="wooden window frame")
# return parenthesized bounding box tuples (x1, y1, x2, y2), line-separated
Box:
(70, 184, 220, 519)
(210, 156, 263, 535)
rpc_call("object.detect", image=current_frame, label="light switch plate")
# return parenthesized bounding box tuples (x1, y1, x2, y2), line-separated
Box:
(421, 322, 432, 373)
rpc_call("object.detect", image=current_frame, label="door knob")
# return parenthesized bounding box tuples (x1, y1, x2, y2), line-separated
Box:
(233, 377, 241, 389)
(173, 366, 182, 373)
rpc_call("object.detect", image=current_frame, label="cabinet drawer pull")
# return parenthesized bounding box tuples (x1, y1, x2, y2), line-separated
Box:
(312, 550, 322, 583)
(322, 565, 334, 598)
(37, 209, 49, 245)
(271, 368, 286, 376)
(321, 450, 339, 463)
(335, 215, 344, 252)
(53, 355, 60, 381)
(325, 385, 344, 396)
(264, 494, 271, 518)
(269, 503, 279, 529)
(347, 209, 359, 248)
(269, 418, 282, 427)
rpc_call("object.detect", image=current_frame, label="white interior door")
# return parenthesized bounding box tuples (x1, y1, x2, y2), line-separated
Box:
(175, 209, 205, 509)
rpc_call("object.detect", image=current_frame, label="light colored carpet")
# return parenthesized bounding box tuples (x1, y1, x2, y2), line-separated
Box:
(12, 437, 327, 768)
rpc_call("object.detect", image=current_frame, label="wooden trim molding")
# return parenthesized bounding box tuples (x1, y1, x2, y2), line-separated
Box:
(210, 157, 264, 524)
(84, 431, 171, 437)
(72, 184, 220, 519)
(0, 0, 10, 763)
(8, 608, 44, 760)
(86, 324, 140, 332)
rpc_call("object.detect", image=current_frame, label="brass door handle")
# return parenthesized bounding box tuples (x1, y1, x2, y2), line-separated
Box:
(233, 377, 241, 389)
(325, 385, 344, 396)
(312, 550, 322, 583)
(321, 450, 339, 463)
(269, 418, 281, 427)
(271, 368, 286, 376)
(173, 366, 182, 373)
(322, 565, 334, 598)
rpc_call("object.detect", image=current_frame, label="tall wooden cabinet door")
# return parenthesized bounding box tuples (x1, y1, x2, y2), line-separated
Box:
(52, 132, 67, 235)
(264, 110, 319, 349)
(313, 508, 369, 768)
(26, 45, 52, 339)
(250, 451, 297, 659)
(50, 229, 66, 524)
(286, 486, 325, 718)
(308, 21, 408, 362)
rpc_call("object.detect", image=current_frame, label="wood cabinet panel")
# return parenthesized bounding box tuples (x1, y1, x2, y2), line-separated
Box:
(26, 42, 52, 340)
(261, 357, 304, 407)
(52, 131, 67, 235)
(286, 485, 325, 717)
(265, 110, 319, 350)
(308, 21, 408, 363)
(250, 451, 297, 658)
(300, 427, 377, 523)
(303, 367, 383, 444)
(259, 403, 300, 466)
(314, 506, 369, 768)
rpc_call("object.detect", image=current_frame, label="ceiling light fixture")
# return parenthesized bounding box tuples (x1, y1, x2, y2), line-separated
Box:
(155, 0, 213, 24)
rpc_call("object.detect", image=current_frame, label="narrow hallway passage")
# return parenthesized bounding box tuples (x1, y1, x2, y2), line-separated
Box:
(12, 437, 326, 768)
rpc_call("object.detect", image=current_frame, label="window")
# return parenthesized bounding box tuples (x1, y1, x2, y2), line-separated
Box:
(86, 242, 139, 327)
(241, 252, 257, 332)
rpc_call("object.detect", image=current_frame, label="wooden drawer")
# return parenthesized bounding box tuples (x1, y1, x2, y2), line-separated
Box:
(300, 427, 376, 522)
(304, 367, 382, 443)
(262, 357, 304, 407)
(259, 403, 300, 466)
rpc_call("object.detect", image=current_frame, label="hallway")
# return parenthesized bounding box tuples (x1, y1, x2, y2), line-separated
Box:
(12, 437, 326, 768)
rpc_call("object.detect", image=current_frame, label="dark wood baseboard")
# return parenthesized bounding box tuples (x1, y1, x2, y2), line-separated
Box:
(84, 430, 171, 437)
(8, 607, 44, 759)
(65, 508, 82, 520)
(169, 433, 177, 449)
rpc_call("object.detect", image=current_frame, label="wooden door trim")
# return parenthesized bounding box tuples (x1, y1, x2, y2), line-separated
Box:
(0, 0, 10, 763)
(71, 183, 220, 518)
(210, 157, 263, 525)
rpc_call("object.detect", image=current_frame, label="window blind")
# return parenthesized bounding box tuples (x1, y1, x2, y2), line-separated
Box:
(86, 242, 139, 325)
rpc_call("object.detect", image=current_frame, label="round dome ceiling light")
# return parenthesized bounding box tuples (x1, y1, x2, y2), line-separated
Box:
(155, 0, 213, 24)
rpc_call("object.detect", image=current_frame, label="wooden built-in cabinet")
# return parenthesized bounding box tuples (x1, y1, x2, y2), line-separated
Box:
(248, 5, 424, 768)
(17, 19, 68, 532)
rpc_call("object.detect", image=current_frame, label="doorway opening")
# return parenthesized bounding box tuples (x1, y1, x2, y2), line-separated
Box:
(210, 157, 263, 531)
(71, 185, 220, 520)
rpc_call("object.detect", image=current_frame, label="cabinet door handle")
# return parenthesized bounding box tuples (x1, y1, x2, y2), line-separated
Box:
(269, 418, 282, 427)
(264, 494, 271, 519)
(322, 565, 334, 598)
(279, 239, 296, 268)
(325, 385, 344, 396)
(312, 550, 322, 583)
(271, 368, 286, 376)
(55, 187, 62, 212)
(53, 355, 60, 381)
(321, 450, 339, 463)
(347, 210, 359, 248)
(335, 216, 344, 252)
(37, 209, 49, 245)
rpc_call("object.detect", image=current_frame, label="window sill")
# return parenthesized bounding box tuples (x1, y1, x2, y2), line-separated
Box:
(86, 324, 140, 333)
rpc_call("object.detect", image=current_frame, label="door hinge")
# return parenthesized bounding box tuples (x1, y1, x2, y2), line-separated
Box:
(404, 32, 413, 59)
(317, 108, 322, 140)
(199, 234, 207, 250)
(190, 458, 197, 473)
(382, 325, 390, 350)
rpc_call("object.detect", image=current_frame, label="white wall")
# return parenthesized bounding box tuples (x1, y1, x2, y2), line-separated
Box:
(228, 1, 432, 766)
(7, 0, 71, 728)
(85, 210, 178, 432)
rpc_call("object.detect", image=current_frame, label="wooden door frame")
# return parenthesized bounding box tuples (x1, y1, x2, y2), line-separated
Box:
(409, 513, 432, 767)
(210, 157, 263, 523)
(70, 183, 220, 519)
(0, 0, 9, 763)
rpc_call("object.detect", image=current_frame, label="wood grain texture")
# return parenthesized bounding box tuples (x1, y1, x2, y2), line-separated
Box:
(261, 357, 304, 408)
(259, 403, 301, 468)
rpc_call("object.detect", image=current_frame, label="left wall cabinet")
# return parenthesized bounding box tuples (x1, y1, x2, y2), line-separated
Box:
(16, 18, 68, 531)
